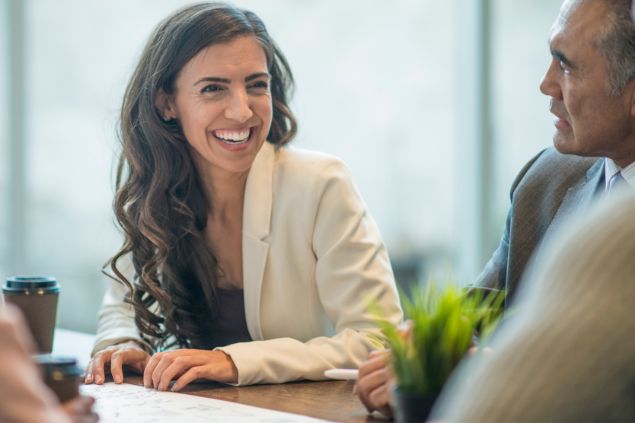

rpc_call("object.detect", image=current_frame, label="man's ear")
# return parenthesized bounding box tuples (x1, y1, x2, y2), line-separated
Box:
(155, 89, 177, 121)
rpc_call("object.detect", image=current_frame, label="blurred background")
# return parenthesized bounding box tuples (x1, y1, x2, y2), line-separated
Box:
(0, 0, 560, 332)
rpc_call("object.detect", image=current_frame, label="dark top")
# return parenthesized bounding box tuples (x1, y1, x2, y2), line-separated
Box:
(203, 288, 252, 349)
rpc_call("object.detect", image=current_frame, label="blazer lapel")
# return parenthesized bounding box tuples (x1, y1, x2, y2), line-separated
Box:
(242, 142, 275, 340)
(544, 158, 604, 241)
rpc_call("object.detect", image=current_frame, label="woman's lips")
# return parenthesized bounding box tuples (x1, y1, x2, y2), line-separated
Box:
(212, 127, 255, 152)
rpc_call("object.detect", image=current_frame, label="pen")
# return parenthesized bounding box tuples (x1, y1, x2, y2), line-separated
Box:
(324, 368, 359, 381)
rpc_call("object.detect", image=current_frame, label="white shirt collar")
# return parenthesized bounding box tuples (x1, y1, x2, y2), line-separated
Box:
(604, 158, 635, 191)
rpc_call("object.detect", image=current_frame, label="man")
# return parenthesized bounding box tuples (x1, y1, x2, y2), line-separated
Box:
(356, 0, 635, 415)
(477, 0, 635, 303)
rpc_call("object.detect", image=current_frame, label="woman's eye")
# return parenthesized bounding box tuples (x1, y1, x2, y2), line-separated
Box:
(249, 81, 269, 91)
(201, 84, 224, 94)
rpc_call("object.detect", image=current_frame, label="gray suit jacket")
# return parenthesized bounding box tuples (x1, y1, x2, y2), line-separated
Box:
(476, 147, 604, 303)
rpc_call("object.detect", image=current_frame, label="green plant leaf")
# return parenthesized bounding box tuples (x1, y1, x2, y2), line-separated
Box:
(370, 282, 505, 396)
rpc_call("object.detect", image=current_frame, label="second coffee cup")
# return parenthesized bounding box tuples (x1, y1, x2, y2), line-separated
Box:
(34, 355, 83, 403)
(2, 276, 60, 353)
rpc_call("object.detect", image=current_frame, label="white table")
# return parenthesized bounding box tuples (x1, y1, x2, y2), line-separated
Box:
(52, 328, 95, 368)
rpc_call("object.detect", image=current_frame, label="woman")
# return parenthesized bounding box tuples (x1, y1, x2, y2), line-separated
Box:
(86, 2, 402, 389)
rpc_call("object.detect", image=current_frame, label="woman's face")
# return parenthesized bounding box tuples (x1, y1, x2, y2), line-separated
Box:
(164, 36, 273, 177)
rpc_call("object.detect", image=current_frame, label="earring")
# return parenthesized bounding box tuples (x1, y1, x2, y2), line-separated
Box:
(162, 115, 174, 123)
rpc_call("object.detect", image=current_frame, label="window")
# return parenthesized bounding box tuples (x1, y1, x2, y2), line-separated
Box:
(5, 1, 563, 332)
(0, 1, 9, 277)
(491, 0, 562, 233)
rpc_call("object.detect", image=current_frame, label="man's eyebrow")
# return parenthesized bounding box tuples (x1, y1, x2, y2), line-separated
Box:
(194, 76, 230, 86)
(551, 48, 575, 68)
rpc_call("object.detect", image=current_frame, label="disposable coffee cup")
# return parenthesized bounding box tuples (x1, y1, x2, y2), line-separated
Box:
(2, 276, 60, 353)
(34, 355, 82, 403)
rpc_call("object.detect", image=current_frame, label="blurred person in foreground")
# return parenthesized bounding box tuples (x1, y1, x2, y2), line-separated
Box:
(432, 191, 635, 421)
(356, 0, 635, 416)
(0, 304, 97, 423)
(85, 2, 402, 390)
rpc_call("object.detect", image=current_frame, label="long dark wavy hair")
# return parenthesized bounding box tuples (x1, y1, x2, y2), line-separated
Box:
(108, 2, 297, 350)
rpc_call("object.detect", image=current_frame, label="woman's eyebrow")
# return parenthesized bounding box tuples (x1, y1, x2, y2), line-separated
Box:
(194, 76, 230, 86)
(193, 73, 270, 86)
(245, 72, 270, 82)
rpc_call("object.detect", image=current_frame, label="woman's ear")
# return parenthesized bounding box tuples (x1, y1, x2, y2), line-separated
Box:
(155, 89, 177, 121)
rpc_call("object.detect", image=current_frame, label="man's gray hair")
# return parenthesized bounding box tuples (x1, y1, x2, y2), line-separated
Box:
(596, 0, 635, 95)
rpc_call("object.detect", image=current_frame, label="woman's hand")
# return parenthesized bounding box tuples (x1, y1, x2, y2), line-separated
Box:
(354, 350, 394, 417)
(60, 395, 99, 423)
(85, 340, 150, 385)
(143, 349, 238, 392)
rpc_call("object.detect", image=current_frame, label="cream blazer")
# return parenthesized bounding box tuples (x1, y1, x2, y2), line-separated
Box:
(93, 142, 403, 385)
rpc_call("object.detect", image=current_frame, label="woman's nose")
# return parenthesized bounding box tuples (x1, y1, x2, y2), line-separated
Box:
(224, 90, 253, 123)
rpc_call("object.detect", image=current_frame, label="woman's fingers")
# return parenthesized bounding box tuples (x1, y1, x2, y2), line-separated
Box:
(85, 342, 149, 385)
(109, 350, 126, 384)
(144, 351, 181, 388)
(150, 354, 185, 389)
(144, 349, 238, 390)
(158, 356, 206, 391)
(151, 353, 205, 390)
(110, 348, 148, 384)
(143, 352, 161, 388)
(86, 349, 113, 384)
(171, 366, 204, 392)
(83, 362, 94, 384)
(156, 356, 193, 391)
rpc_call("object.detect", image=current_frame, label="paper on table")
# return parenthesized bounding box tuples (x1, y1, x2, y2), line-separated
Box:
(81, 383, 328, 423)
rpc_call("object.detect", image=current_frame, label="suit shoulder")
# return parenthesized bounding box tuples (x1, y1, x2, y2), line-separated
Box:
(531, 147, 598, 172)
(512, 147, 599, 195)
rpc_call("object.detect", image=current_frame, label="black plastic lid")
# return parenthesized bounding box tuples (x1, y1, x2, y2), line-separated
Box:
(3, 276, 59, 292)
(34, 354, 83, 376)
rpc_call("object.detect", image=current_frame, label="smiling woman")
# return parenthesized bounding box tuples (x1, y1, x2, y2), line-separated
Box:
(156, 36, 274, 177)
(84, 2, 402, 390)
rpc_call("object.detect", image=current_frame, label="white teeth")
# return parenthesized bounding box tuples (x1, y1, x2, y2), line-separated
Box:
(214, 128, 251, 143)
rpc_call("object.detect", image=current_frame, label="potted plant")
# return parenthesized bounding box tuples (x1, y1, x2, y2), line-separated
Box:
(373, 284, 504, 422)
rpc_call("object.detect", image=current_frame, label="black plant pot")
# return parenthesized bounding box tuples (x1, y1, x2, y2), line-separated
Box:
(390, 386, 438, 423)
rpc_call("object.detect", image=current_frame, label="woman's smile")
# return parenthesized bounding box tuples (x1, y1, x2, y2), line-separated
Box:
(212, 126, 255, 152)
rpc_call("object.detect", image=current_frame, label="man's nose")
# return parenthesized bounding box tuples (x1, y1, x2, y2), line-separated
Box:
(539, 59, 563, 100)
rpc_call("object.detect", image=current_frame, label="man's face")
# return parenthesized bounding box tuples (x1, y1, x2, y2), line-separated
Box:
(540, 0, 635, 166)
